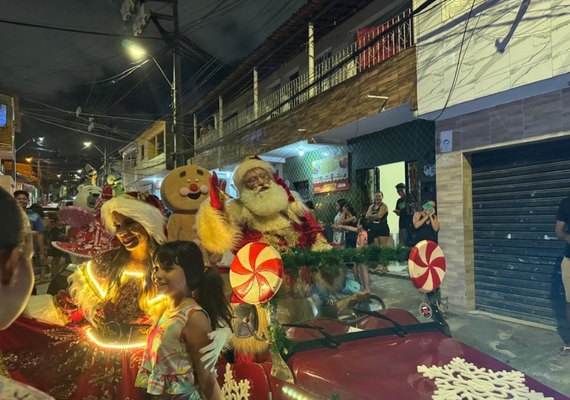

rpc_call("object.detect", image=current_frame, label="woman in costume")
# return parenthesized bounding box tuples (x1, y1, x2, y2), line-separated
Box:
(0, 192, 224, 400)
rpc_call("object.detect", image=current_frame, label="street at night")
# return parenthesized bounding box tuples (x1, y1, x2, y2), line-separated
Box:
(1, 0, 570, 399)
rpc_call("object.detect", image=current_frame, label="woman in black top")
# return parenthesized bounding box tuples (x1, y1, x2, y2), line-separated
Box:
(413, 200, 440, 244)
(365, 192, 390, 246)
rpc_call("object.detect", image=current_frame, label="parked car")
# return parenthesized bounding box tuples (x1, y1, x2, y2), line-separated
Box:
(58, 199, 74, 208)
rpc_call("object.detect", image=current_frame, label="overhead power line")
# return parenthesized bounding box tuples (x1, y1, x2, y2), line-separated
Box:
(23, 113, 131, 143)
(0, 18, 163, 40)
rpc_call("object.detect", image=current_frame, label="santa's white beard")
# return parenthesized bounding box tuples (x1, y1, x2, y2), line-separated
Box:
(240, 181, 290, 217)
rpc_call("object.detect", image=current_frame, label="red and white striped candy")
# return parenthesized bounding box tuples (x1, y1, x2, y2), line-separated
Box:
(230, 243, 283, 304)
(408, 240, 446, 293)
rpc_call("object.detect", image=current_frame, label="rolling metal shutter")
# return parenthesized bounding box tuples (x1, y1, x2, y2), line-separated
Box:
(471, 139, 570, 325)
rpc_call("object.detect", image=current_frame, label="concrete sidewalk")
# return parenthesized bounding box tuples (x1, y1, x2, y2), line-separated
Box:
(369, 272, 570, 398)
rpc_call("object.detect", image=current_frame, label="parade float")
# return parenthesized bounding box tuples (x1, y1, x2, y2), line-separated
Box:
(217, 240, 563, 400)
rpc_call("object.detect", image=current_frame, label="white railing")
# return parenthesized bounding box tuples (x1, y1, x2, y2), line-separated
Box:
(314, 42, 359, 96)
(196, 8, 413, 150)
(259, 71, 312, 119)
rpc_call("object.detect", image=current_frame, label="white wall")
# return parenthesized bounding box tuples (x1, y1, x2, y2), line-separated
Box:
(378, 162, 406, 239)
(414, 0, 570, 116)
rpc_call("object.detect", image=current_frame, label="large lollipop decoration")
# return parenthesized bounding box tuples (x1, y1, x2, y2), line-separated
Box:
(230, 242, 284, 304)
(408, 240, 446, 293)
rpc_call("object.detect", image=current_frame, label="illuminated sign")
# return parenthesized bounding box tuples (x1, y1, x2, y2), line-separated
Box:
(311, 153, 350, 194)
(0, 104, 7, 127)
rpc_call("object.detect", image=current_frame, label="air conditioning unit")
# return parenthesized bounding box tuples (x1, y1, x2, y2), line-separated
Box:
(132, 4, 151, 36)
(120, 0, 136, 22)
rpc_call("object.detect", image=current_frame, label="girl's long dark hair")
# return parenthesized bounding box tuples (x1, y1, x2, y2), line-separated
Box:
(153, 241, 232, 329)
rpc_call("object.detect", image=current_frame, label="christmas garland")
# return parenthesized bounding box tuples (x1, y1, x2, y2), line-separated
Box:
(268, 246, 412, 356)
(281, 245, 411, 275)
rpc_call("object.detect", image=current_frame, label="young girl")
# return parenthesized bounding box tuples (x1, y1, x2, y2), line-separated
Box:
(332, 199, 347, 245)
(336, 217, 371, 292)
(136, 241, 232, 400)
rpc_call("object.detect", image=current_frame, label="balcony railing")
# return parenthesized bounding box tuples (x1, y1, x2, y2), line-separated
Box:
(196, 7, 413, 151)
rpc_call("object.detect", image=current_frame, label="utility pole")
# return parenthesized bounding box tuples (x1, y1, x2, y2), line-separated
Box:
(308, 22, 315, 98)
(36, 154, 42, 203)
(172, 0, 184, 169)
(122, 0, 184, 170)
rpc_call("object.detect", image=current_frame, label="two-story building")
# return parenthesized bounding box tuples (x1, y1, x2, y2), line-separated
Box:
(414, 0, 570, 326)
(121, 120, 167, 196)
(188, 0, 436, 242)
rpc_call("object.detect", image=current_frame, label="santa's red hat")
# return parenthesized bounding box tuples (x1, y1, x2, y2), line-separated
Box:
(232, 156, 274, 192)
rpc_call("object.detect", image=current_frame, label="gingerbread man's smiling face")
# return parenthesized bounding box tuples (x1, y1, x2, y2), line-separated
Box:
(160, 165, 211, 212)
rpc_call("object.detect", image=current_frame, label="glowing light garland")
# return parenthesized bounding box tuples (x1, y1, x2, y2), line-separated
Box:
(123, 270, 144, 278)
(83, 263, 166, 349)
(85, 261, 106, 299)
(85, 328, 147, 350)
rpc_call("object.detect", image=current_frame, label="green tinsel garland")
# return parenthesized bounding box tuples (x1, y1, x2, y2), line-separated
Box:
(280, 245, 411, 275)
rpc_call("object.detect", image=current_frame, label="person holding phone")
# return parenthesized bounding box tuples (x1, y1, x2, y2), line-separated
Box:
(413, 199, 440, 244)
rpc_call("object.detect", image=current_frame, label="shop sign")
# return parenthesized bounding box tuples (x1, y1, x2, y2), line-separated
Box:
(311, 153, 349, 194)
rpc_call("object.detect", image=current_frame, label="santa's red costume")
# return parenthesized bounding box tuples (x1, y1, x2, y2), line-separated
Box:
(196, 156, 330, 255)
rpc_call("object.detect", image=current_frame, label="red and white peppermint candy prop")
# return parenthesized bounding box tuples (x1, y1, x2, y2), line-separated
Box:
(230, 243, 283, 304)
(408, 240, 446, 293)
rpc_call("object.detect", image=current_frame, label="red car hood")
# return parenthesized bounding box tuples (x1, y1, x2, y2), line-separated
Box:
(287, 324, 565, 399)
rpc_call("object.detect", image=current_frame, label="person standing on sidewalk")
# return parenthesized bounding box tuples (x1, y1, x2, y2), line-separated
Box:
(366, 192, 390, 247)
(14, 191, 47, 279)
(394, 183, 412, 247)
(332, 199, 347, 246)
(413, 200, 440, 245)
(555, 196, 570, 356)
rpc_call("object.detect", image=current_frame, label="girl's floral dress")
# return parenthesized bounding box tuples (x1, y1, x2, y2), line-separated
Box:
(136, 302, 207, 399)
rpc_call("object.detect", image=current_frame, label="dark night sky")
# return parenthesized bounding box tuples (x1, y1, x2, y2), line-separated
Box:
(0, 0, 306, 172)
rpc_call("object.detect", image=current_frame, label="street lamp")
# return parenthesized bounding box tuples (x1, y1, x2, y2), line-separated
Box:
(123, 40, 173, 88)
(82, 141, 105, 156)
(16, 137, 44, 153)
(81, 141, 108, 177)
(122, 39, 182, 169)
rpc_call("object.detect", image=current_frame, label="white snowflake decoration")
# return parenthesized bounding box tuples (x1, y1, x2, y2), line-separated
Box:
(221, 363, 251, 400)
(418, 357, 553, 400)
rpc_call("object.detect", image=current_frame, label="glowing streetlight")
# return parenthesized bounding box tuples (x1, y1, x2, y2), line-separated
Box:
(123, 40, 148, 61)
(83, 141, 92, 148)
(25, 157, 33, 163)
(123, 40, 172, 86)
(77, 169, 83, 174)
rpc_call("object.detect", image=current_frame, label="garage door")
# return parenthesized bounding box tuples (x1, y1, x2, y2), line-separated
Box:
(471, 139, 570, 325)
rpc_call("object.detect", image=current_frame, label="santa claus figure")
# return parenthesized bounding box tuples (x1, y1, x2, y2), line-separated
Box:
(197, 156, 330, 255)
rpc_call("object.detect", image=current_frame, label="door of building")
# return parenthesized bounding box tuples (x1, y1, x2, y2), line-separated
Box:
(471, 138, 570, 325)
